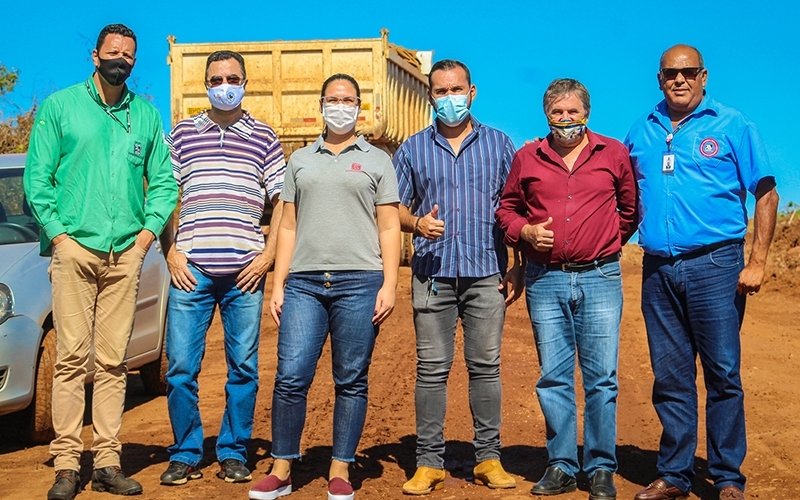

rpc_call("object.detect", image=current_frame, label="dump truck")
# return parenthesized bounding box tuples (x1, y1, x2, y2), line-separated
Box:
(167, 29, 432, 264)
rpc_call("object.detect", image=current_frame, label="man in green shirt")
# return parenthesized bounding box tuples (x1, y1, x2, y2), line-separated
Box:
(23, 23, 177, 500)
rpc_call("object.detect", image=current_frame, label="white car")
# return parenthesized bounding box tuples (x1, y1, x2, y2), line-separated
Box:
(0, 153, 170, 442)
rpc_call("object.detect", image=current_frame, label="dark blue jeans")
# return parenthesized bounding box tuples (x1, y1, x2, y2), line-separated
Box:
(165, 263, 264, 466)
(641, 242, 747, 493)
(271, 271, 383, 462)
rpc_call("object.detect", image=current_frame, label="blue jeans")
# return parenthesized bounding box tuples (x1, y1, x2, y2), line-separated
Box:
(525, 260, 622, 478)
(165, 263, 263, 466)
(641, 242, 747, 493)
(411, 274, 505, 469)
(271, 271, 383, 462)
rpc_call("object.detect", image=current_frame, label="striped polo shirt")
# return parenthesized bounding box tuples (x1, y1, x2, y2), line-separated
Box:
(394, 117, 516, 278)
(167, 111, 286, 276)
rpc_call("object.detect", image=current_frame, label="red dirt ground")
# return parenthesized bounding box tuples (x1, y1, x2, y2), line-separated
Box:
(1, 222, 798, 500)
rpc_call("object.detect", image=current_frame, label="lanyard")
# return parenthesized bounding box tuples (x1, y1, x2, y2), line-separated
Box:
(85, 81, 130, 133)
(665, 117, 691, 152)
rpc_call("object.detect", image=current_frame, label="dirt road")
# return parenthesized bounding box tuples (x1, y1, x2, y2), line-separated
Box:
(1, 246, 798, 500)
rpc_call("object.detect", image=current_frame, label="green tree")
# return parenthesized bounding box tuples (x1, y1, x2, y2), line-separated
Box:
(0, 63, 36, 154)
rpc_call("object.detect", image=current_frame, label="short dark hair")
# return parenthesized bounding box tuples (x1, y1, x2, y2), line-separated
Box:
(428, 59, 471, 88)
(96, 24, 137, 53)
(206, 50, 247, 80)
(321, 73, 361, 98)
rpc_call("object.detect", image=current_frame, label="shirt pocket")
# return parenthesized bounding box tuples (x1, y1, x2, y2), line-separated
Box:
(692, 135, 724, 169)
(127, 134, 147, 168)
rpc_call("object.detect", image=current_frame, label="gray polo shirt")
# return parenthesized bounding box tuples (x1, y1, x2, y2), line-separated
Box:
(280, 135, 399, 273)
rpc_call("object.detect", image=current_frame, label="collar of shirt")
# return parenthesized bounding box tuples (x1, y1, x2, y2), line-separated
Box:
(310, 134, 371, 154)
(534, 129, 607, 170)
(194, 110, 255, 140)
(648, 96, 720, 131)
(86, 74, 132, 111)
(430, 115, 482, 156)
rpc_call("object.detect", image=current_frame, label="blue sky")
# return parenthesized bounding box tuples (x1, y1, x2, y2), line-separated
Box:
(2, 0, 798, 208)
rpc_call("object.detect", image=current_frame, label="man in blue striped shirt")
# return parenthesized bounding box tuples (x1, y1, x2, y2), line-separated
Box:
(394, 59, 523, 495)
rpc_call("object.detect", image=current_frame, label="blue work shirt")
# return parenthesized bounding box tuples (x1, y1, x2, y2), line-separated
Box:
(394, 117, 515, 278)
(625, 96, 775, 257)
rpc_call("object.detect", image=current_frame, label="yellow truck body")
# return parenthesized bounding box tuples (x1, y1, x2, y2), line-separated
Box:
(167, 29, 432, 157)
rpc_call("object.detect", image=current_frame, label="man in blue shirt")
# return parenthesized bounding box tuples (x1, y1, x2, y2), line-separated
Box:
(625, 44, 779, 500)
(393, 59, 522, 495)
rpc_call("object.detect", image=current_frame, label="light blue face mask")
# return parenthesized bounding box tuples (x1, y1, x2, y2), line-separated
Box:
(435, 94, 470, 127)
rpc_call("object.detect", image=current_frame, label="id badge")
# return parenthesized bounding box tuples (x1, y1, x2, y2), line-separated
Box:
(662, 152, 675, 174)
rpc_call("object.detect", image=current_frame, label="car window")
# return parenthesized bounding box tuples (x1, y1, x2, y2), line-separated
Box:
(0, 168, 39, 245)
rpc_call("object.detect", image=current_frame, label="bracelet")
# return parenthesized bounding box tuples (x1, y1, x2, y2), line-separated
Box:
(414, 216, 421, 235)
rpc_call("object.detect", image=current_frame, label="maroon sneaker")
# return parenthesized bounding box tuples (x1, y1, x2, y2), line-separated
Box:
(249, 474, 292, 500)
(328, 477, 354, 500)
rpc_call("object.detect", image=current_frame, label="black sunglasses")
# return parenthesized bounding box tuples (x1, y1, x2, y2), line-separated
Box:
(660, 67, 704, 80)
(207, 75, 244, 87)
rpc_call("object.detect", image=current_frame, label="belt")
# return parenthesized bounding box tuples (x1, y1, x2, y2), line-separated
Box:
(645, 238, 744, 261)
(675, 238, 744, 259)
(545, 252, 621, 272)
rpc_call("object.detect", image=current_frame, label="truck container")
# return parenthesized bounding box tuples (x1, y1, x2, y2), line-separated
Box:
(167, 29, 432, 264)
(167, 29, 432, 156)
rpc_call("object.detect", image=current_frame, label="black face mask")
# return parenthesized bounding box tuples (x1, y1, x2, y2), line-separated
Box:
(97, 56, 133, 86)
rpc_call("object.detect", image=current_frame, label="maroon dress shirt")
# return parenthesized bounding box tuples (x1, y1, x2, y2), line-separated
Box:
(496, 130, 637, 265)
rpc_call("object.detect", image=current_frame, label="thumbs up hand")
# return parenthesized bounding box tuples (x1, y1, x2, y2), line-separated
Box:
(416, 203, 445, 240)
(520, 217, 554, 252)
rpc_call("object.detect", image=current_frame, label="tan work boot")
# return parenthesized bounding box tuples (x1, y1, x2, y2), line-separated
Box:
(402, 466, 446, 495)
(473, 459, 516, 489)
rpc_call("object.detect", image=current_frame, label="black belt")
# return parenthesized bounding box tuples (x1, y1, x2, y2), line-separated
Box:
(675, 239, 744, 259)
(545, 252, 621, 272)
(645, 238, 744, 261)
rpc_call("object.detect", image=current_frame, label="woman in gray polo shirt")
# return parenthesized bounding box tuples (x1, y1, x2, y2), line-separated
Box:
(249, 74, 400, 500)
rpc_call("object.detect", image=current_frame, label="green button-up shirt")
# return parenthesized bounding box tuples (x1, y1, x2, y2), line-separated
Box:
(23, 75, 177, 255)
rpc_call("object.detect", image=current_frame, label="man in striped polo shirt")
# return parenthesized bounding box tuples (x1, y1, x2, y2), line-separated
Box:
(394, 59, 524, 495)
(158, 50, 286, 487)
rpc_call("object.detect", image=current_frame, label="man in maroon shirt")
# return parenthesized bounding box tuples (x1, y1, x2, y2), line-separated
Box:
(496, 78, 637, 500)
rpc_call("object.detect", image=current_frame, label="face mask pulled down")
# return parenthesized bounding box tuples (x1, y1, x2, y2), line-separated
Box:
(549, 119, 587, 142)
(323, 103, 359, 135)
(434, 94, 470, 127)
(207, 84, 245, 111)
(97, 57, 133, 87)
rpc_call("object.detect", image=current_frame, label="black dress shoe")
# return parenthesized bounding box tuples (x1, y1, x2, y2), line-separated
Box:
(530, 466, 577, 495)
(590, 470, 617, 500)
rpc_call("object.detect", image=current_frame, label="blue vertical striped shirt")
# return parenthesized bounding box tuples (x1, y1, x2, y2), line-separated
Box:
(394, 117, 515, 278)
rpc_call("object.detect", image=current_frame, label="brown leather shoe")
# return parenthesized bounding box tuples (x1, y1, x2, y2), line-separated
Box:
(719, 485, 745, 500)
(634, 479, 689, 500)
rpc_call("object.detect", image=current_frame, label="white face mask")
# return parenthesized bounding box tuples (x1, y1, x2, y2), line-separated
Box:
(207, 83, 245, 111)
(322, 103, 359, 135)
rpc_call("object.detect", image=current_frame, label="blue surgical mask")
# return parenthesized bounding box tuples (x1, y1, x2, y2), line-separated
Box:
(207, 83, 245, 111)
(435, 94, 470, 127)
(548, 119, 587, 141)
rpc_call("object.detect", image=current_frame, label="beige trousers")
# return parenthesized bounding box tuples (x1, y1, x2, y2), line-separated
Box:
(48, 238, 146, 471)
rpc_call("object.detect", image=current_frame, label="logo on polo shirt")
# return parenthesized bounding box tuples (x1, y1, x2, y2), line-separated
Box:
(349, 163, 362, 172)
(133, 142, 142, 156)
(699, 138, 719, 157)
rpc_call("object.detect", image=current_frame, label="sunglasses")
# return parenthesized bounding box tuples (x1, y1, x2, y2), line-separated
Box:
(207, 75, 243, 87)
(660, 67, 704, 81)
